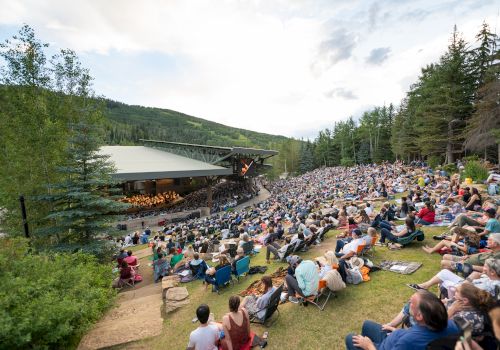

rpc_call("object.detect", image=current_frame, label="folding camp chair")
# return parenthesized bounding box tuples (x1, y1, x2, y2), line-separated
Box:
(355, 243, 366, 256)
(396, 230, 425, 246)
(293, 240, 306, 253)
(213, 265, 232, 294)
(234, 256, 250, 282)
(364, 235, 378, 257)
(242, 241, 255, 256)
(280, 243, 295, 262)
(250, 284, 283, 326)
(302, 280, 335, 311)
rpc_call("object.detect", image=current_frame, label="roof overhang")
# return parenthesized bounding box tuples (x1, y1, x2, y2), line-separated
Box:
(100, 146, 232, 181)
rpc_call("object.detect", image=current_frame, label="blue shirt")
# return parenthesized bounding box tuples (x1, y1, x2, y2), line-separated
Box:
(379, 321, 459, 350)
(485, 218, 500, 234)
(295, 260, 320, 297)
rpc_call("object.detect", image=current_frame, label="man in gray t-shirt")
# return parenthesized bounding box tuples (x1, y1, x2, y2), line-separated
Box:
(241, 275, 275, 320)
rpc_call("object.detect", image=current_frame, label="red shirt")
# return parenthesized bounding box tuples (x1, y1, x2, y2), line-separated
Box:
(417, 207, 435, 223)
(124, 255, 138, 266)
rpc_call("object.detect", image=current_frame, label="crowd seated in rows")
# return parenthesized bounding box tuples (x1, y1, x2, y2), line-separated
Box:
(120, 191, 180, 208)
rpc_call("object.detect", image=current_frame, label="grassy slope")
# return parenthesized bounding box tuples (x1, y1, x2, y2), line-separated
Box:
(121, 224, 447, 350)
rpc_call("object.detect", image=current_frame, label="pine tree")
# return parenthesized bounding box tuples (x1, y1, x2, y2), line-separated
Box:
(38, 121, 130, 246)
(299, 141, 315, 174)
(465, 23, 500, 162)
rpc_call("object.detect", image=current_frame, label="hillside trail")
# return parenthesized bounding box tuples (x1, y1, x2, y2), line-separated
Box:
(77, 246, 163, 350)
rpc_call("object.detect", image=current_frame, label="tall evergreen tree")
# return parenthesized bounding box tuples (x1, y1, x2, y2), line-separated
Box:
(38, 121, 129, 246)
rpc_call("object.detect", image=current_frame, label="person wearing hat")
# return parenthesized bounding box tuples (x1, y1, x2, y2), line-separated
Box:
(285, 256, 320, 304)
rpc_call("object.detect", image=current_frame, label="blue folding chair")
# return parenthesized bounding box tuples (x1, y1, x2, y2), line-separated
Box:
(235, 256, 250, 282)
(213, 265, 232, 294)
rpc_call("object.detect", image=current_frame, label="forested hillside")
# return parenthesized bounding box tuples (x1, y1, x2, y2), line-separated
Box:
(103, 100, 289, 148)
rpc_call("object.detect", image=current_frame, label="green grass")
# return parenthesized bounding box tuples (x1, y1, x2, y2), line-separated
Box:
(120, 226, 448, 350)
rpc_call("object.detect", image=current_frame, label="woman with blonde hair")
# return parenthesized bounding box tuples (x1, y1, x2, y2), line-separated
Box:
(204, 254, 230, 291)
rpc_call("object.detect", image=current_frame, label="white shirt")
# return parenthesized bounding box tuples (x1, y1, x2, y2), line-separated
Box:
(187, 324, 219, 350)
(124, 235, 132, 245)
(341, 238, 364, 255)
(364, 206, 373, 216)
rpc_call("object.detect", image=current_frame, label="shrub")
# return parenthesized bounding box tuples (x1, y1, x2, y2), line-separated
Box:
(427, 155, 442, 169)
(340, 157, 355, 167)
(0, 238, 116, 349)
(463, 155, 480, 162)
(442, 163, 458, 174)
(462, 161, 489, 182)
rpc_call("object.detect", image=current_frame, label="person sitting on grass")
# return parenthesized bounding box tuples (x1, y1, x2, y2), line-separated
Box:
(407, 258, 500, 297)
(241, 275, 276, 321)
(345, 291, 459, 350)
(421, 215, 499, 255)
(379, 217, 416, 245)
(153, 252, 170, 282)
(415, 201, 435, 226)
(187, 304, 219, 350)
(221, 295, 251, 350)
(439, 233, 500, 275)
(284, 258, 320, 304)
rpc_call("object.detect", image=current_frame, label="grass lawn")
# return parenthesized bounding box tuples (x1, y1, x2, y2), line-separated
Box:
(121, 225, 449, 350)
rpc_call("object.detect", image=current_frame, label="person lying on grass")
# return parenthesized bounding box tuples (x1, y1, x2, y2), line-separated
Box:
(407, 258, 500, 297)
(439, 233, 500, 276)
(422, 215, 500, 255)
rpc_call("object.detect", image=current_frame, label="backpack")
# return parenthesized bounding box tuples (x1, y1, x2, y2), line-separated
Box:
(345, 261, 363, 285)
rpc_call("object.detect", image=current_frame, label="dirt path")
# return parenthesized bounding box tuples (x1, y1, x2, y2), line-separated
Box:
(78, 248, 164, 350)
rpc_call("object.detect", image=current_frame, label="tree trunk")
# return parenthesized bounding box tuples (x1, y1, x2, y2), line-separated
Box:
(446, 122, 454, 165)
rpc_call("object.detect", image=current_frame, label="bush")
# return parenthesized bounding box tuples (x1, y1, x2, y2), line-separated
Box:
(427, 155, 442, 169)
(340, 157, 355, 167)
(442, 163, 458, 174)
(463, 155, 480, 162)
(0, 238, 116, 349)
(462, 161, 489, 182)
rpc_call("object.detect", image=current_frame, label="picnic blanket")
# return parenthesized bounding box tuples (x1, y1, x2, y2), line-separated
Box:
(240, 267, 287, 297)
(379, 260, 422, 275)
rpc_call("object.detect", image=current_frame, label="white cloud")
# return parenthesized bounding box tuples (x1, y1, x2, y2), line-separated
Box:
(0, 0, 498, 139)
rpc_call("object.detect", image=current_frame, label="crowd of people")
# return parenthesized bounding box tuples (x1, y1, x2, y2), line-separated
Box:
(112, 160, 500, 349)
(120, 190, 180, 209)
(122, 180, 260, 221)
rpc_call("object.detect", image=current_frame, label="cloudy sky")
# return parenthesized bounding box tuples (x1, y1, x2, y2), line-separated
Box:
(0, 0, 498, 139)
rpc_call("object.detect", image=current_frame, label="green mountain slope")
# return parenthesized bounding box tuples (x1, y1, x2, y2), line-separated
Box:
(103, 100, 290, 149)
